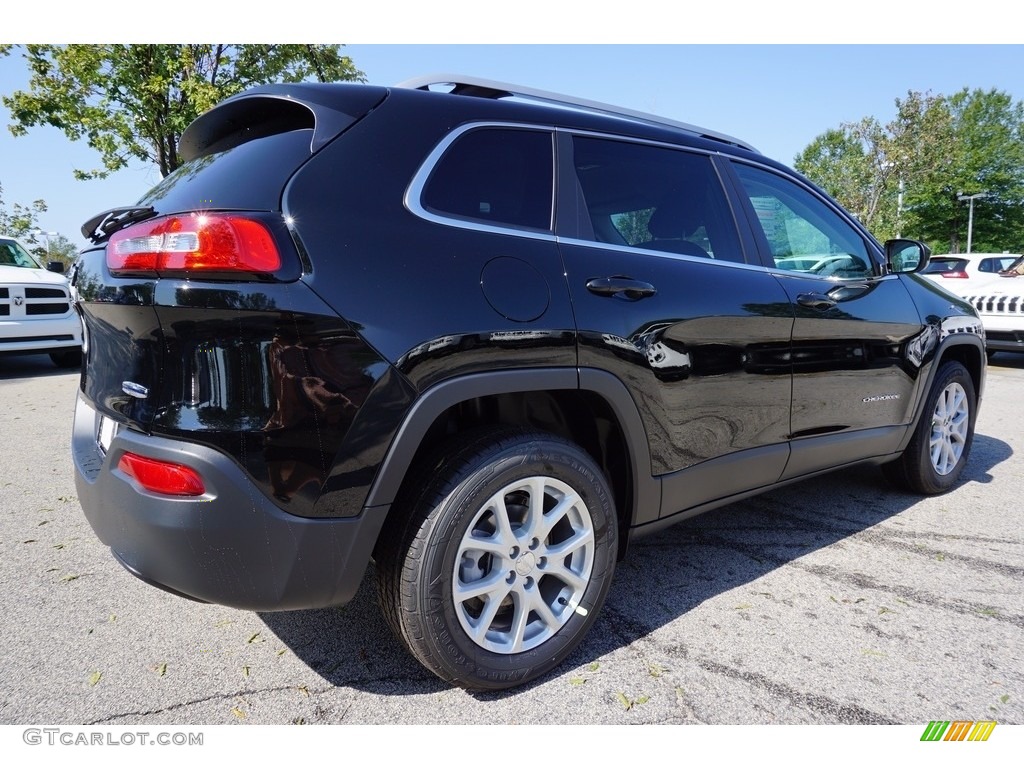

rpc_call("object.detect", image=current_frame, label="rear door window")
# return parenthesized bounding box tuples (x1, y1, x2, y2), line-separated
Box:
(571, 136, 745, 263)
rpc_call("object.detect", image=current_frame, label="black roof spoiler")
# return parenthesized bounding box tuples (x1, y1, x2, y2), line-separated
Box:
(178, 83, 388, 163)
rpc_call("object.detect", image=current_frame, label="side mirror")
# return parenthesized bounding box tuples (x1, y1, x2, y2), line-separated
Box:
(885, 239, 931, 274)
(46, 260, 66, 274)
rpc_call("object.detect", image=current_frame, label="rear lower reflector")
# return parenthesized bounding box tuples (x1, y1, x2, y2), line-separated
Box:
(117, 452, 206, 497)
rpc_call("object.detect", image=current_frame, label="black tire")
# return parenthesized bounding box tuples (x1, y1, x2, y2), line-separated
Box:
(882, 361, 976, 494)
(50, 349, 82, 369)
(375, 429, 617, 690)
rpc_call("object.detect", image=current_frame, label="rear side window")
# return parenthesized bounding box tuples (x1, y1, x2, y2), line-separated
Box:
(422, 128, 554, 231)
(571, 136, 744, 263)
(978, 257, 1017, 273)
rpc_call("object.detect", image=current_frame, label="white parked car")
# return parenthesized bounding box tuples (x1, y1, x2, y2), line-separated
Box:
(921, 252, 1021, 292)
(0, 235, 83, 368)
(934, 255, 1024, 356)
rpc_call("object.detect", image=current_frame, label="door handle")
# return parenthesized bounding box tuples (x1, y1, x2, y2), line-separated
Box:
(796, 292, 837, 311)
(827, 283, 870, 302)
(586, 276, 657, 301)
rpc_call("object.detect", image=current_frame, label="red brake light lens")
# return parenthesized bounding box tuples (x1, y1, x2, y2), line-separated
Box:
(941, 271, 969, 278)
(117, 452, 206, 497)
(107, 213, 281, 275)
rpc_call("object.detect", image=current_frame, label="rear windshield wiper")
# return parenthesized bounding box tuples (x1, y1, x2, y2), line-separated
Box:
(81, 206, 157, 245)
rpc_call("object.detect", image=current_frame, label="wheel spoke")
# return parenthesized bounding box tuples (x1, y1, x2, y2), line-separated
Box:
(928, 381, 970, 476)
(544, 527, 594, 559)
(535, 490, 581, 542)
(542, 562, 588, 592)
(492, 492, 518, 546)
(952, 389, 964, 415)
(529, 588, 561, 629)
(454, 571, 506, 602)
(460, 535, 507, 556)
(508, 591, 530, 652)
(452, 472, 598, 655)
(941, 442, 955, 474)
(524, 476, 547, 536)
(468, 586, 512, 643)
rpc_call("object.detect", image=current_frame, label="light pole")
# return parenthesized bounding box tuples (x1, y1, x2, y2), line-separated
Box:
(957, 192, 988, 254)
(881, 159, 906, 238)
(30, 230, 57, 257)
(896, 176, 905, 238)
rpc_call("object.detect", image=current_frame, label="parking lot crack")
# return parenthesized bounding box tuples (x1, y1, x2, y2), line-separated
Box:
(694, 658, 898, 724)
(795, 562, 1024, 628)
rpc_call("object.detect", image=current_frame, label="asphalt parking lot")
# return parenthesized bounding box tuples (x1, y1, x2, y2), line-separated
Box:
(0, 352, 1021, 727)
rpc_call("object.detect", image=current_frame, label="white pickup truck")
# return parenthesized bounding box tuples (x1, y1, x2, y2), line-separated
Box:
(0, 235, 82, 368)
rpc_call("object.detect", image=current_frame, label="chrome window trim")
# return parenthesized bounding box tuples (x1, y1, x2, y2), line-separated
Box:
(404, 120, 882, 283)
(404, 121, 726, 241)
(555, 235, 770, 274)
(768, 269, 901, 284)
(558, 125, 719, 158)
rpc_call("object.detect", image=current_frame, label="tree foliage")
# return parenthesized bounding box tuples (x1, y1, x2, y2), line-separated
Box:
(40, 234, 79, 268)
(795, 88, 1024, 254)
(0, 185, 79, 264)
(3, 44, 364, 179)
(0, 182, 48, 241)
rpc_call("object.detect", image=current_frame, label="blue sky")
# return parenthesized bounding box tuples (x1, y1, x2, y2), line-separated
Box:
(2, 43, 1022, 248)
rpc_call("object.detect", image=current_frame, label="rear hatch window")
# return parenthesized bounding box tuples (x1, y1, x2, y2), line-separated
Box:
(138, 128, 318, 215)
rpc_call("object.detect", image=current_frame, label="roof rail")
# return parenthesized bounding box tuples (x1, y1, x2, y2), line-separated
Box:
(396, 73, 757, 153)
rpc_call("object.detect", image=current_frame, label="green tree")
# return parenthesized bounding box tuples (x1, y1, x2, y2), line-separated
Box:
(0, 184, 77, 268)
(3, 44, 364, 179)
(795, 88, 1023, 253)
(0, 182, 48, 243)
(612, 208, 654, 245)
(906, 88, 1024, 253)
(40, 233, 80, 269)
(795, 126, 877, 226)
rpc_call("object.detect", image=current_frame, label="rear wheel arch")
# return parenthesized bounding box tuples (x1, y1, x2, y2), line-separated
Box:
(366, 368, 659, 562)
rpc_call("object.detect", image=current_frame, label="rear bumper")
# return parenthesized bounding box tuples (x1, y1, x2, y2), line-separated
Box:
(72, 393, 388, 611)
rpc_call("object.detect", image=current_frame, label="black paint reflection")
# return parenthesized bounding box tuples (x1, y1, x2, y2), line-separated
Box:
(395, 329, 576, 390)
(155, 310, 380, 515)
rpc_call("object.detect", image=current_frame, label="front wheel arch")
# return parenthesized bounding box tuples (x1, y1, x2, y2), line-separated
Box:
(883, 360, 977, 494)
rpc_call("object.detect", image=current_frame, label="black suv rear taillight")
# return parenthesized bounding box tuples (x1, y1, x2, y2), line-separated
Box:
(107, 213, 288, 278)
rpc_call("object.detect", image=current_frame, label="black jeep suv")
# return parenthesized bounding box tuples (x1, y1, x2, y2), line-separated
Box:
(72, 75, 985, 690)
